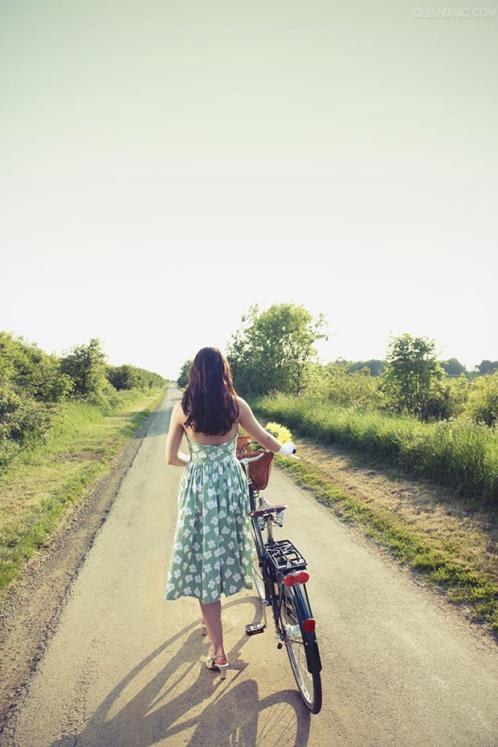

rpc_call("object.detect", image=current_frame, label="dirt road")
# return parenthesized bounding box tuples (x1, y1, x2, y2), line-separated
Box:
(2, 388, 497, 746)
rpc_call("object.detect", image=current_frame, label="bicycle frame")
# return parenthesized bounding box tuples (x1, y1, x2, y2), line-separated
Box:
(240, 451, 322, 675)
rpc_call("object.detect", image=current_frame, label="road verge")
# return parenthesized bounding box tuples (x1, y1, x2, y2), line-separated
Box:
(0, 388, 166, 734)
(274, 449, 498, 639)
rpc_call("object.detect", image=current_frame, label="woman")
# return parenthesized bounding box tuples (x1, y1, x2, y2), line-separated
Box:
(164, 346, 296, 678)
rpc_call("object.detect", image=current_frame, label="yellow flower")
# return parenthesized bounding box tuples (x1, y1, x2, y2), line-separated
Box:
(265, 421, 293, 442)
(238, 420, 293, 448)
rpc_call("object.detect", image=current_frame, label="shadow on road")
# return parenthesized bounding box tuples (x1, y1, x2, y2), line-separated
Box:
(50, 597, 312, 746)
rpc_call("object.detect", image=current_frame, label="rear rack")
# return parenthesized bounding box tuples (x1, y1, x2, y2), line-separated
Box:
(266, 539, 307, 573)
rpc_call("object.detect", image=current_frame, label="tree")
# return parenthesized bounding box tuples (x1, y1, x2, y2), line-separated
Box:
(346, 359, 385, 376)
(466, 371, 498, 426)
(440, 358, 466, 377)
(106, 364, 166, 391)
(226, 303, 328, 396)
(477, 360, 498, 375)
(380, 333, 446, 419)
(0, 331, 73, 402)
(60, 338, 108, 396)
(177, 360, 192, 389)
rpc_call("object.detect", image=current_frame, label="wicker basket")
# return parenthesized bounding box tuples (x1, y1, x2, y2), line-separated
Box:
(236, 436, 274, 491)
(236, 435, 252, 458)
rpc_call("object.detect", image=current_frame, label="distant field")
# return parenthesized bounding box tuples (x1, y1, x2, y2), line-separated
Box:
(0, 387, 166, 596)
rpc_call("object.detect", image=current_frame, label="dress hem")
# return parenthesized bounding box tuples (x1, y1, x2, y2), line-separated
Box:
(164, 580, 253, 604)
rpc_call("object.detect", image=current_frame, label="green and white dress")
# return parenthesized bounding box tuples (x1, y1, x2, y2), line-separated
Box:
(164, 429, 254, 604)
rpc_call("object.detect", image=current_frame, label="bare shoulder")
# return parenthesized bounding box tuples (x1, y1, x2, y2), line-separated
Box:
(236, 396, 254, 424)
(236, 395, 250, 412)
(172, 401, 187, 425)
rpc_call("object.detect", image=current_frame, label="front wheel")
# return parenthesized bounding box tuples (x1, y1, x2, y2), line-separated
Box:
(280, 584, 322, 714)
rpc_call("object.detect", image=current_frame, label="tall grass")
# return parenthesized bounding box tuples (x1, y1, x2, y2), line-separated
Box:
(252, 394, 498, 503)
(0, 386, 166, 594)
(275, 455, 498, 634)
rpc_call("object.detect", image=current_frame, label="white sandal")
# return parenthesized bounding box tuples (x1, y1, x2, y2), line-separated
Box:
(205, 654, 230, 680)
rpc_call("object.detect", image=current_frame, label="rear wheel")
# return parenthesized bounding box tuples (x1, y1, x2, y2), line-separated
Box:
(280, 585, 322, 714)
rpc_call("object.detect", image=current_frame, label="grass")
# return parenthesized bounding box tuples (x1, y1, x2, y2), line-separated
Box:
(273, 452, 498, 636)
(253, 394, 498, 503)
(0, 387, 166, 596)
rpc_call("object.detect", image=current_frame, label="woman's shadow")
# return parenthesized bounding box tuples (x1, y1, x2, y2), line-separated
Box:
(51, 596, 313, 746)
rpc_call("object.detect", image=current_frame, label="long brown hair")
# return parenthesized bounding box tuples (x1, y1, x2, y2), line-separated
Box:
(181, 347, 240, 435)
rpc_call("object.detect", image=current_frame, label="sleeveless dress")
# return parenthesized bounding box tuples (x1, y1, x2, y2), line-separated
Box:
(164, 429, 254, 604)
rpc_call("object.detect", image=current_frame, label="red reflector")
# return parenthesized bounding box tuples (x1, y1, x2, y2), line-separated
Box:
(302, 618, 315, 633)
(283, 570, 310, 586)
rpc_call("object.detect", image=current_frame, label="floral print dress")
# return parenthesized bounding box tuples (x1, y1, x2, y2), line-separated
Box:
(164, 429, 254, 604)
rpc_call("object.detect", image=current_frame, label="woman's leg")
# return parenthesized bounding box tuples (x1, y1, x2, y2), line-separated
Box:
(199, 599, 227, 661)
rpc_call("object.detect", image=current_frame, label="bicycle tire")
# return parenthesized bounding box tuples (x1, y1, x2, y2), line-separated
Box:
(280, 584, 322, 714)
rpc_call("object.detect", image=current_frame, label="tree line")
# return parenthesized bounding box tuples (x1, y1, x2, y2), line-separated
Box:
(177, 303, 498, 428)
(330, 357, 497, 378)
(0, 332, 166, 468)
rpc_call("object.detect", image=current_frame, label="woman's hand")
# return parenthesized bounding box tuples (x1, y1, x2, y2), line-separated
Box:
(168, 450, 190, 467)
(278, 441, 297, 456)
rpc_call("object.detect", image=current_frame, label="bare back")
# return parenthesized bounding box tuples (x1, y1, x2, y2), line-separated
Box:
(179, 404, 240, 446)
(178, 396, 281, 453)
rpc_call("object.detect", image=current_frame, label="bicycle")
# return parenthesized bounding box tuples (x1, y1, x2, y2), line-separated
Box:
(238, 442, 323, 714)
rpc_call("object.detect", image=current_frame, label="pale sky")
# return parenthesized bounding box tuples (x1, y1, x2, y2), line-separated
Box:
(1, 1, 497, 379)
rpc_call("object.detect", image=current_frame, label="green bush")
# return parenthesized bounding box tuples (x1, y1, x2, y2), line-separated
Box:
(0, 331, 73, 402)
(106, 363, 166, 391)
(465, 372, 498, 426)
(83, 378, 122, 414)
(60, 338, 108, 396)
(346, 359, 385, 376)
(252, 393, 498, 503)
(445, 375, 470, 418)
(176, 360, 192, 389)
(303, 362, 387, 409)
(0, 331, 166, 471)
(0, 384, 54, 467)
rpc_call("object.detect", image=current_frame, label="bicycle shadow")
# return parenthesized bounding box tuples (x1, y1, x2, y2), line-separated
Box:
(50, 596, 312, 746)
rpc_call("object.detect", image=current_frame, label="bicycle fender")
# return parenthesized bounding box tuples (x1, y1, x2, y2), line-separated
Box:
(291, 586, 322, 673)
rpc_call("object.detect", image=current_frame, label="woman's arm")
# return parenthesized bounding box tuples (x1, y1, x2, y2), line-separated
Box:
(165, 402, 190, 466)
(237, 397, 284, 453)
